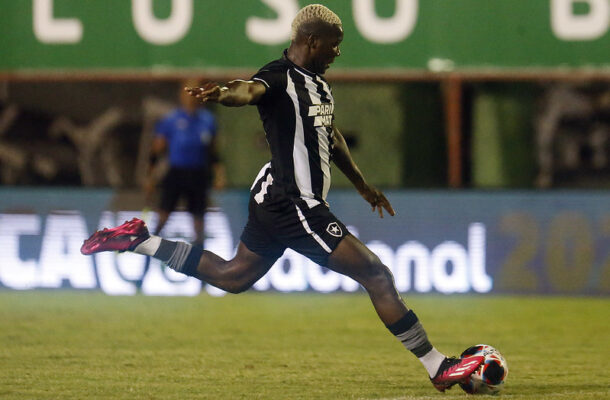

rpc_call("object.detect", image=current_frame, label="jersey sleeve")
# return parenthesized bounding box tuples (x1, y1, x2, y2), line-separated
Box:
(251, 63, 286, 102)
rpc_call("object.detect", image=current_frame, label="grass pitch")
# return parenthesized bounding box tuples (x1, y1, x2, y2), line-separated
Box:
(0, 292, 608, 400)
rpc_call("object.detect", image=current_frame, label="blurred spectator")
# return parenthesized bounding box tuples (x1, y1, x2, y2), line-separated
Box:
(536, 83, 610, 188)
(145, 79, 226, 245)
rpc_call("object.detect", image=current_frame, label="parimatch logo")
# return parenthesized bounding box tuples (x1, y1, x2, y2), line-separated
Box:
(308, 103, 334, 127)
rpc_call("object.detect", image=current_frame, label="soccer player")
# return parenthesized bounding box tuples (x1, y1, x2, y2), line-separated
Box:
(81, 4, 483, 392)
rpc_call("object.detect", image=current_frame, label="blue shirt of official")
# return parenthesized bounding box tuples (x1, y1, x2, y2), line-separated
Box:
(155, 108, 217, 168)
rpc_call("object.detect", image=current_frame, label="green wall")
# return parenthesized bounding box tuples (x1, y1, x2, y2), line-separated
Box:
(401, 83, 447, 187)
(4, 0, 610, 71)
(471, 83, 538, 187)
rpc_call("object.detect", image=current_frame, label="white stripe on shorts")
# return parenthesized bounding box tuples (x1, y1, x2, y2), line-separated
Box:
(294, 204, 332, 253)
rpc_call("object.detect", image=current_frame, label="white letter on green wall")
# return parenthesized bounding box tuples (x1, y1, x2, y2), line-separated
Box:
(132, 0, 193, 45)
(33, 0, 83, 44)
(246, 0, 299, 45)
(551, 0, 609, 40)
(353, 0, 418, 44)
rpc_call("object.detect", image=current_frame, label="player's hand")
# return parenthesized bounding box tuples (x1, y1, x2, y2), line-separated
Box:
(358, 184, 395, 218)
(185, 82, 224, 103)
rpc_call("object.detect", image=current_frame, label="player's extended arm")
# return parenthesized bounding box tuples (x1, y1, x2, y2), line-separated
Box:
(332, 126, 395, 218)
(185, 80, 266, 107)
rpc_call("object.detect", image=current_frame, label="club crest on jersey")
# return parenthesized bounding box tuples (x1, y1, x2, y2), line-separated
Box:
(326, 222, 342, 237)
(308, 102, 334, 127)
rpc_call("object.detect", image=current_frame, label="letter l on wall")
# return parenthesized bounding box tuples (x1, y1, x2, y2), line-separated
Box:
(33, 0, 83, 44)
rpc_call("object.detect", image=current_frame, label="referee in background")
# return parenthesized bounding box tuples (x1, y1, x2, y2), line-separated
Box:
(145, 79, 226, 246)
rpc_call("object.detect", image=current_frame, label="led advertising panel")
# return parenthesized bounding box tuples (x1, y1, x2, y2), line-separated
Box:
(0, 189, 608, 296)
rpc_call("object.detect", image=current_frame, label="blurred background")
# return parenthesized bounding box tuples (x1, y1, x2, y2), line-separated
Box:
(1, 0, 609, 296)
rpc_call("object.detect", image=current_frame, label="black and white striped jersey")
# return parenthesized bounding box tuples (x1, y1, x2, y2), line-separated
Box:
(249, 51, 335, 211)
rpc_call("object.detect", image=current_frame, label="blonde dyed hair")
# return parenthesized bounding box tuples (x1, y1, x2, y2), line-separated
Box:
(291, 4, 342, 41)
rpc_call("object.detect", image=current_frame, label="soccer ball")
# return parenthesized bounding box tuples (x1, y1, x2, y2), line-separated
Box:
(459, 344, 508, 395)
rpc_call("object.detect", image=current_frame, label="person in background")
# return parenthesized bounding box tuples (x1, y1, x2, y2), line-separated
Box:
(146, 79, 226, 245)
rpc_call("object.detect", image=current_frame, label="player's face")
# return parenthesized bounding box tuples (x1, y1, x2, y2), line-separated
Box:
(312, 24, 343, 74)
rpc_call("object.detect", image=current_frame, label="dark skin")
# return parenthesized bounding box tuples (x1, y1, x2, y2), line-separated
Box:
(185, 20, 408, 325)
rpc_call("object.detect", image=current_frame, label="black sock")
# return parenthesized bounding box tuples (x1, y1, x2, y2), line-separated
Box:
(386, 310, 433, 358)
(153, 239, 202, 277)
(153, 239, 177, 262)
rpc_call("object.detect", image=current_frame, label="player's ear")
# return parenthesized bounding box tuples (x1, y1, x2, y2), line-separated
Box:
(307, 34, 319, 49)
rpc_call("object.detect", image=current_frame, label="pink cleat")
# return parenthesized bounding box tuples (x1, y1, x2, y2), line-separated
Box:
(430, 356, 485, 392)
(80, 218, 149, 255)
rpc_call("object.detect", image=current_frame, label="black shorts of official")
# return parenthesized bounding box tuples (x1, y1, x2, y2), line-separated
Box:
(240, 197, 349, 267)
(160, 167, 210, 216)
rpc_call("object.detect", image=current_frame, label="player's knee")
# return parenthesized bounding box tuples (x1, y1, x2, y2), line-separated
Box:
(223, 276, 255, 294)
(224, 284, 250, 294)
(361, 256, 394, 290)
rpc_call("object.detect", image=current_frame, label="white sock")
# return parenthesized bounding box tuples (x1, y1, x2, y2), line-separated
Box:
(419, 347, 446, 378)
(133, 235, 162, 256)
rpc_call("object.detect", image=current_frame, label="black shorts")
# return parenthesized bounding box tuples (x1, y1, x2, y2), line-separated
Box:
(160, 167, 210, 216)
(240, 197, 349, 267)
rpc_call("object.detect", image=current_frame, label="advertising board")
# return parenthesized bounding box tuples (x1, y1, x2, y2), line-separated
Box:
(1, 189, 608, 296)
